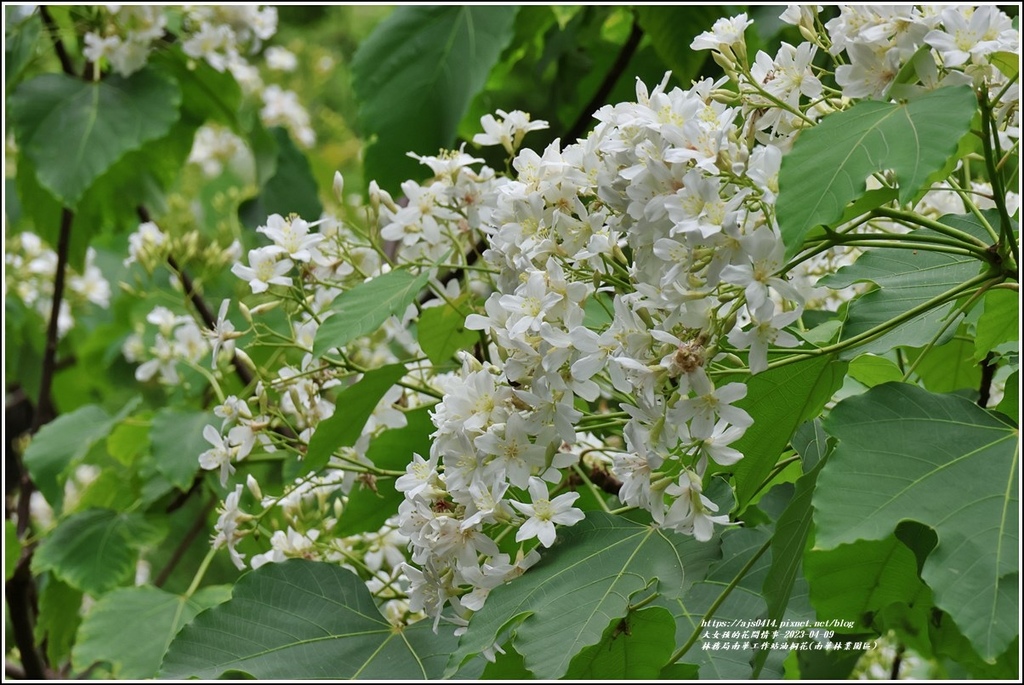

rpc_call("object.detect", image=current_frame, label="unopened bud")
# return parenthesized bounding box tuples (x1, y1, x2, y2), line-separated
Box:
(234, 348, 256, 372)
(333, 171, 345, 202)
(248, 300, 281, 316)
(246, 474, 263, 501)
(238, 301, 253, 325)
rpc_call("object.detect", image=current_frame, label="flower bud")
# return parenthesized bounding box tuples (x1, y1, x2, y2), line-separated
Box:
(333, 171, 345, 202)
(246, 474, 263, 501)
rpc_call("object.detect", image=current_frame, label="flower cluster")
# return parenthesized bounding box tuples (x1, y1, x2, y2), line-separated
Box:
(5, 233, 110, 337)
(110, 2, 1019, 642)
(82, 6, 316, 148)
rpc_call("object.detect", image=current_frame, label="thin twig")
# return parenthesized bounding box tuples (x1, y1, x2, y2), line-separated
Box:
(135, 206, 255, 389)
(154, 497, 217, 588)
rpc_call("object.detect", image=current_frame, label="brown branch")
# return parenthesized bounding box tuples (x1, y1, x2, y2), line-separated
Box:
(977, 351, 997, 408)
(38, 6, 76, 77)
(565, 17, 644, 143)
(154, 497, 217, 588)
(2, 210, 72, 682)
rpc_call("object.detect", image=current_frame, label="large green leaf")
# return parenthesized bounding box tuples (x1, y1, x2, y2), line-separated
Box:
(160, 560, 457, 679)
(73, 585, 230, 679)
(819, 214, 990, 357)
(814, 382, 1019, 660)
(446, 512, 720, 679)
(724, 355, 847, 507)
(352, 6, 519, 193)
(313, 269, 431, 357)
(563, 607, 677, 679)
(805, 535, 930, 633)
(150, 409, 216, 491)
(8, 67, 182, 207)
(776, 86, 977, 256)
(305, 364, 408, 472)
(32, 509, 166, 596)
(23, 404, 114, 510)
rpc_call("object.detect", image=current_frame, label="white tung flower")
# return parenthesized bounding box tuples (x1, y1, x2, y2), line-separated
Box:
(509, 477, 585, 548)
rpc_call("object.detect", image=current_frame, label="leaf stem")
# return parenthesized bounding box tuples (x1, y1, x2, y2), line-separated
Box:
(870, 207, 989, 248)
(979, 88, 1019, 270)
(154, 496, 218, 589)
(184, 546, 218, 599)
(762, 272, 998, 372)
(571, 464, 612, 514)
(668, 536, 772, 665)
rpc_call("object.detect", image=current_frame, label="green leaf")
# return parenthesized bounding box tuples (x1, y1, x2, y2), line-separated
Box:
(73, 468, 139, 512)
(151, 46, 242, 129)
(815, 383, 1019, 660)
(995, 371, 1018, 421)
(5, 520, 20, 580)
(313, 269, 431, 357)
(930, 612, 1020, 679)
(634, 7, 727, 84)
(36, 577, 83, 666)
(238, 127, 322, 229)
(724, 355, 847, 508)
(73, 585, 230, 679)
(989, 51, 1019, 80)
(32, 509, 166, 596)
(337, 406, 436, 536)
(161, 560, 457, 679)
(23, 404, 113, 510)
(305, 364, 408, 472)
(563, 607, 677, 679)
(479, 646, 534, 680)
(417, 299, 478, 365)
(657, 582, 769, 679)
(107, 418, 151, 467)
(805, 535, 929, 632)
(151, 409, 216, 491)
(8, 67, 182, 207)
(819, 213, 989, 357)
(790, 419, 831, 473)
(906, 335, 982, 395)
(848, 354, 904, 388)
(446, 512, 720, 679)
(776, 86, 977, 256)
(974, 288, 1019, 361)
(352, 6, 519, 193)
(4, 12, 41, 93)
(754, 459, 826, 675)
